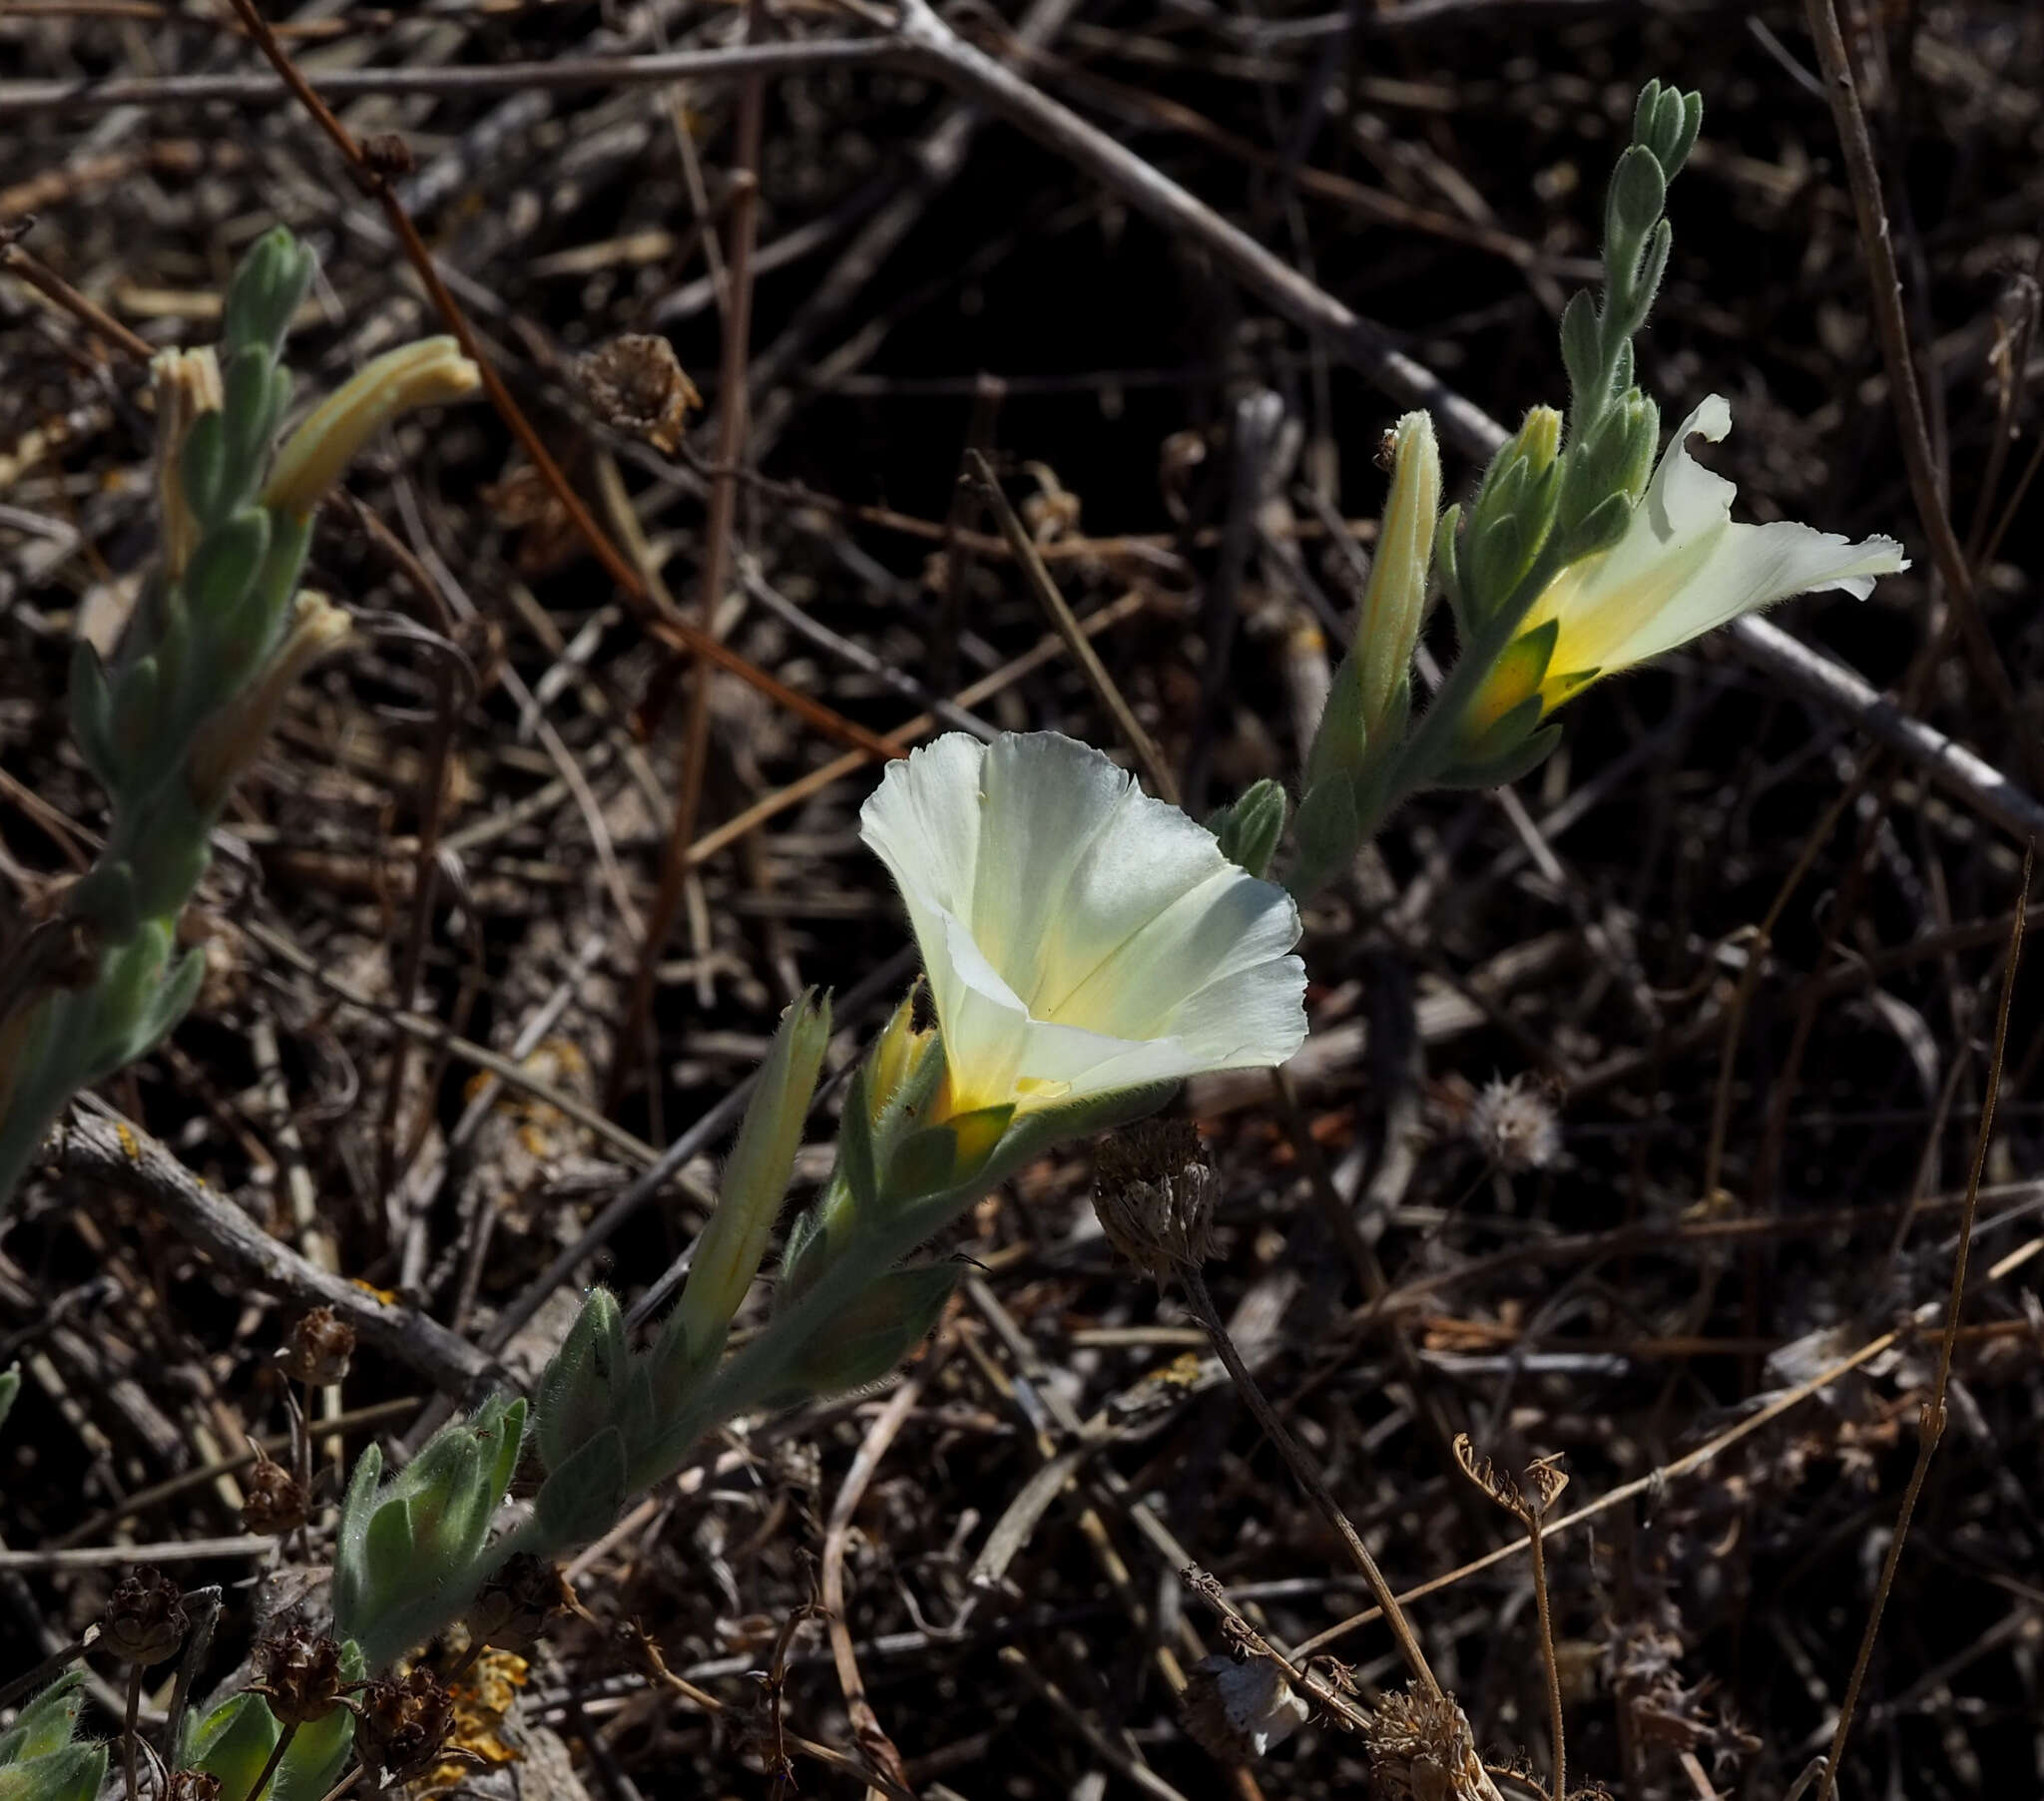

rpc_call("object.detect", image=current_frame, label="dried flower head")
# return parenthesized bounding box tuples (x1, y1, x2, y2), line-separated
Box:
(1453, 1434, 1569, 1525)
(354, 1667, 456, 1783)
(250, 1627, 349, 1726)
(240, 1444, 306, 1537)
(1093, 1118, 1217, 1283)
(102, 1566, 189, 1666)
(281, 1306, 355, 1387)
(1466, 1075, 1562, 1174)
(1364, 1682, 1491, 1801)
(1179, 1653, 1310, 1763)
(578, 334, 699, 453)
(166, 1772, 222, 1801)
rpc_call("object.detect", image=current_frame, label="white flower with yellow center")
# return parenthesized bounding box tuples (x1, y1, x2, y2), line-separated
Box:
(860, 732, 1307, 1119)
(1465, 394, 1908, 733)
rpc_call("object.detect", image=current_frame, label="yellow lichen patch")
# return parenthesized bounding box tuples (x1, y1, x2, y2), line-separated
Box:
(116, 1122, 141, 1161)
(349, 1276, 403, 1306)
(417, 1647, 529, 1794)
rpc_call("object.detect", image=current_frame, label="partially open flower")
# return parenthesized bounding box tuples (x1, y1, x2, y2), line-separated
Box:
(1461, 394, 1908, 738)
(860, 732, 1307, 1120)
(262, 337, 479, 520)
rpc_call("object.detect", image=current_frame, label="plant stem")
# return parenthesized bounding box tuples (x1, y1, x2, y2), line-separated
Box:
(124, 1661, 146, 1801)
(1179, 1262, 1444, 1702)
(1526, 1510, 1564, 1801)
(312, 1768, 362, 1801)
(243, 1719, 299, 1801)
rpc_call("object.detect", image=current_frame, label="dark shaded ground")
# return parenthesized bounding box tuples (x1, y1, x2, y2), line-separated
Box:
(2, 2, 2042, 1797)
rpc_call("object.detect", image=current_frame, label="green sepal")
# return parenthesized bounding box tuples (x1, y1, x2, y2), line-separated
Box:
(186, 508, 273, 622)
(1435, 502, 1468, 636)
(1607, 145, 1668, 249)
(0, 1746, 106, 1801)
(221, 343, 282, 478)
(535, 1424, 626, 1546)
(221, 511, 312, 685)
(64, 859, 137, 942)
(1287, 771, 1361, 899)
(835, 1067, 879, 1215)
(1561, 492, 1635, 563)
(179, 410, 231, 530)
(1206, 778, 1287, 879)
(1302, 651, 1368, 793)
(111, 653, 160, 774)
(330, 1440, 384, 1636)
(1435, 721, 1564, 791)
(886, 1104, 1014, 1200)
(1559, 291, 1604, 412)
(536, 1288, 624, 1475)
(0, 1673, 88, 1765)
(774, 1264, 959, 1402)
(68, 640, 120, 794)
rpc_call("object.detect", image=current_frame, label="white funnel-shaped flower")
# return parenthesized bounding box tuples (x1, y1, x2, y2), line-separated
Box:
(860, 731, 1307, 1119)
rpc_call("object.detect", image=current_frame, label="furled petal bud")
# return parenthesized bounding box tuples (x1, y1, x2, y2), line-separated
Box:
(187, 591, 350, 812)
(152, 347, 224, 582)
(262, 337, 479, 520)
(670, 989, 831, 1353)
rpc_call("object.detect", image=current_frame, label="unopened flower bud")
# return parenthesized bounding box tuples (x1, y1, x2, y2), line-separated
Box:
(1092, 1119, 1217, 1284)
(672, 989, 830, 1350)
(353, 1668, 455, 1783)
(250, 1627, 348, 1726)
(262, 337, 479, 521)
(153, 348, 224, 581)
(102, 1566, 189, 1666)
(281, 1306, 355, 1386)
(187, 591, 350, 812)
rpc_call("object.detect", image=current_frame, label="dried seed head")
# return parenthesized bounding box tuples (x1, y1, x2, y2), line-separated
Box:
(240, 1444, 307, 1537)
(1179, 1653, 1310, 1763)
(357, 133, 415, 183)
(578, 335, 699, 453)
(1092, 1119, 1217, 1284)
(1364, 1682, 1491, 1801)
(166, 1772, 222, 1801)
(102, 1566, 189, 1666)
(250, 1626, 348, 1726)
(463, 1552, 563, 1655)
(1453, 1434, 1568, 1525)
(1467, 1075, 1561, 1173)
(354, 1668, 456, 1783)
(281, 1306, 355, 1387)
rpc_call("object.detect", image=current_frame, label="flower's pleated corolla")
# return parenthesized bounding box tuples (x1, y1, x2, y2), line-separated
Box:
(1468, 394, 1908, 729)
(860, 732, 1308, 1118)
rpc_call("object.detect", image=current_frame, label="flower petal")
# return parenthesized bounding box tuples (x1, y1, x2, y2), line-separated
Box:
(1544, 396, 1908, 680)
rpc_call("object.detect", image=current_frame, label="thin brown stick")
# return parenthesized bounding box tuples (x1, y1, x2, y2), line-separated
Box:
(218, 0, 898, 771)
(1811, 847, 2032, 1801)
(965, 450, 1178, 803)
(1800, 0, 2028, 760)
(0, 238, 158, 364)
(612, 7, 769, 1108)
(1179, 1262, 1443, 1701)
